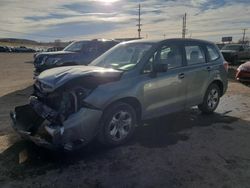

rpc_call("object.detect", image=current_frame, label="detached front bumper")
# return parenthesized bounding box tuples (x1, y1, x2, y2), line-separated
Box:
(10, 102, 102, 151)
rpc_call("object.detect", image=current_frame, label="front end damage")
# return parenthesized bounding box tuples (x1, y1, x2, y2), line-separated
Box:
(10, 83, 103, 151)
(10, 66, 122, 150)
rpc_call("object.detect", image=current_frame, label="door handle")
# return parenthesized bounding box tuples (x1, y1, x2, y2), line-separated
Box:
(207, 66, 211, 71)
(178, 73, 185, 79)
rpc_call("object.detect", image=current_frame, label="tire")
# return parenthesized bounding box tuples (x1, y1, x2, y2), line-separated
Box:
(198, 84, 221, 114)
(97, 102, 136, 146)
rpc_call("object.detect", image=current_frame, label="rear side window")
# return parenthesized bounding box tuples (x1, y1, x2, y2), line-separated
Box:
(206, 45, 220, 61)
(185, 45, 206, 65)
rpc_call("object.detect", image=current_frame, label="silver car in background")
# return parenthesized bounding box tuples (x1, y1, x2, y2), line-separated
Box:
(10, 39, 228, 150)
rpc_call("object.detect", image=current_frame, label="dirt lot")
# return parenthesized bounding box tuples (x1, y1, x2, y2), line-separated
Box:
(0, 53, 250, 188)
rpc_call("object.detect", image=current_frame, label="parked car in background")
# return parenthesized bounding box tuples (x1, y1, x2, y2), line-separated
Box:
(221, 44, 250, 65)
(11, 46, 36, 53)
(47, 47, 65, 52)
(236, 61, 250, 82)
(33, 39, 119, 75)
(216, 43, 225, 50)
(0, 46, 11, 52)
(10, 38, 228, 150)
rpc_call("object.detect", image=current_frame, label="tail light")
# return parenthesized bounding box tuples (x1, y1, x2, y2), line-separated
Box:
(223, 61, 228, 72)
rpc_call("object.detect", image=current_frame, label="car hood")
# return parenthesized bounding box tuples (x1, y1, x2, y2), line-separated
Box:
(220, 50, 237, 53)
(38, 51, 75, 56)
(37, 65, 123, 92)
(35, 51, 75, 59)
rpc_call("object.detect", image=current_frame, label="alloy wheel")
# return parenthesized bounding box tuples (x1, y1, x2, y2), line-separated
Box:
(108, 111, 132, 141)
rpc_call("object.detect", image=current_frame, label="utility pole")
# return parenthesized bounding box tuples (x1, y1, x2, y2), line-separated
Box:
(137, 4, 142, 39)
(242, 28, 247, 44)
(182, 13, 187, 38)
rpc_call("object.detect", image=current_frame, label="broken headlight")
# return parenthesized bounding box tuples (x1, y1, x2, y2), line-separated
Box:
(75, 87, 92, 99)
(72, 87, 93, 110)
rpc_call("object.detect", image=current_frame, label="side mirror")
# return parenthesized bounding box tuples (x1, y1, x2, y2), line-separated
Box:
(154, 63, 168, 73)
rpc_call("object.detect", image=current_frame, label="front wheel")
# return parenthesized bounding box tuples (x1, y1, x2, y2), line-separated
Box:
(198, 84, 221, 114)
(97, 102, 136, 146)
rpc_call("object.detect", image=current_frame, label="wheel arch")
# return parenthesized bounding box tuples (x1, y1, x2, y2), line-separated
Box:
(103, 97, 142, 123)
(209, 80, 224, 97)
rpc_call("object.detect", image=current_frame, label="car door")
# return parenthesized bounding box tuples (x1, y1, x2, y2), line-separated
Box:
(141, 42, 187, 119)
(182, 42, 210, 107)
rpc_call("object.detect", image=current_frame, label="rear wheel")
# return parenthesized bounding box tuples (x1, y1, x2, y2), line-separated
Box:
(98, 102, 136, 146)
(198, 84, 221, 114)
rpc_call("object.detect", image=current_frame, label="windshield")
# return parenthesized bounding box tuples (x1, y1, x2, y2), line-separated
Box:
(222, 45, 241, 51)
(90, 43, 152, 71)
(64, 41, 89, 52)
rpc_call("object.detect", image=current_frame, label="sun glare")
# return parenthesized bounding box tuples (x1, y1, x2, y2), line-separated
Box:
(96, 0, 120, 5)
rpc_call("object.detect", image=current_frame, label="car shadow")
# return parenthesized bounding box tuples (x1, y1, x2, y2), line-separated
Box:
(128, 108, 238, 148)
(0, 85, 33, 108)
(0, 108, 240, 180)
(0, 85, 33, 135)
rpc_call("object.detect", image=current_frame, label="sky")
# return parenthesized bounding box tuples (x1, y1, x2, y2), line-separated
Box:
(0, 0, 249, 42)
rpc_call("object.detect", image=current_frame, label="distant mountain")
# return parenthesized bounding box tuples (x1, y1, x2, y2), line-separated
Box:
(0, 38, 71, 48)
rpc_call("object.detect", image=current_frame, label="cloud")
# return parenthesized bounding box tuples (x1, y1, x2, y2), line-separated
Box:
(0, 0, 249, 42)
(191, 0, 208, 6)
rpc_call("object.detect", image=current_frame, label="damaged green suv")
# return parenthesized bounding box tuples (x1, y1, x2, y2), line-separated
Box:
(10, 39, 228, 150)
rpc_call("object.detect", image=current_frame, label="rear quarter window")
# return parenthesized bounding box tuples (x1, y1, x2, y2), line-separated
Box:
(206, 45, 220, 61)
(185, 45, 206, 65)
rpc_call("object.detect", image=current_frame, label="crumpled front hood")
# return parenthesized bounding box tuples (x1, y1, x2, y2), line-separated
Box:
(37, 65, 123, 92)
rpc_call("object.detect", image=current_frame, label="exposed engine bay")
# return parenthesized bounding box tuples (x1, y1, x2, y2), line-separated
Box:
(10, 65, 122, 150)
(11, 84, 98, 150)
(32, 82, 94, 123)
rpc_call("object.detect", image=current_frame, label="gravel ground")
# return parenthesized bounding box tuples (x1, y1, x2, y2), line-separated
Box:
(0, 53, 250, 188)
